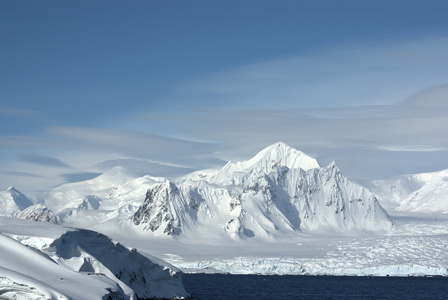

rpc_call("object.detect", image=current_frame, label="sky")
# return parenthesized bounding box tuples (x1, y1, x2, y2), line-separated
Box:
(1, 0, 448, 197)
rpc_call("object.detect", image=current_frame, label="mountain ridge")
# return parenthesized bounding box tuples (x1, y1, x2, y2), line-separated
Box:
(132, 143, 392, 238)
(1, 143, 398, 238)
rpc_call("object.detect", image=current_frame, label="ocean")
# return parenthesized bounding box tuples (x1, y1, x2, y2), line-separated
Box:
(182, 274, 448, 299)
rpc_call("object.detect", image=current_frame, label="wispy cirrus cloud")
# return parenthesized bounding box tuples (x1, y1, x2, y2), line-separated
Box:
(0, 170, 48, 179)
(20, 155, 73, 169)
(173, 36, 448, 111)
(46, 126, 220, 168)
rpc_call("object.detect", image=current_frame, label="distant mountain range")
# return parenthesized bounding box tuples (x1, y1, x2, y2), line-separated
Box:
(18, 142, 446, 239)
(1, 142, 447, 238)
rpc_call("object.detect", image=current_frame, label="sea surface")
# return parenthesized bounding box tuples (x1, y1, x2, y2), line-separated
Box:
(182, 274, 448, 299)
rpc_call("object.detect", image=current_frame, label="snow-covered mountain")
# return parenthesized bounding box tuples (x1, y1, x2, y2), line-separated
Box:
(0, 216, 189, 299)
(397, 169, 448, 214)
(17, 203, 57, 224)
(0, 186, 33, 217)
(372, 169, 448, 214)
(132, 142, 392, 238)
(40, 166, 168, 227)
(2, 143, 391, 238)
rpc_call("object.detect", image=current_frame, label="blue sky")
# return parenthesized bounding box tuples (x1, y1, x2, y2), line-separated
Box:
(1, 1, 448, 195)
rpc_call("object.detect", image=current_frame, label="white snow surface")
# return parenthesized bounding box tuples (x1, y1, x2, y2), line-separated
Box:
(372, 168, 448, 214)
(397, 169, 448, 214)
(0, 217, 189, 299)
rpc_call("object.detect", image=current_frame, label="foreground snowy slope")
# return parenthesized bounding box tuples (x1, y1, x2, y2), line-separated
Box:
(0, 217, 189, 299)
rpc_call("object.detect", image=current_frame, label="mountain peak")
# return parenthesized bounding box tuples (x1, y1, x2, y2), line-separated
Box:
(1, 186, 33, 214)
(249, 142, 320, 171)
(7, 186, 19, 193)
(203, 142, 320, 185)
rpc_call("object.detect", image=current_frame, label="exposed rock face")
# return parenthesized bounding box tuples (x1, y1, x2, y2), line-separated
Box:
(17, 203, 57, 224)
(132, 181, 178, 235)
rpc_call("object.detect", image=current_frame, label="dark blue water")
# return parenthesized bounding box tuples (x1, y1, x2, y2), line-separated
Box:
(182, 274, 448, 299)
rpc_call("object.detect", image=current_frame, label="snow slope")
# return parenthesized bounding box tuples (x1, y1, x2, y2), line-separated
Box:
(372, 169, 448, 214)
(397, 169, 448, 214)
(0, 217, 189, 299)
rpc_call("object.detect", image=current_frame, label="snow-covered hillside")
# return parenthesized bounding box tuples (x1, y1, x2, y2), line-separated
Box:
(0, 217, 189, 299)
(397, 169, 448, 214)
(372, 169, 448, 214)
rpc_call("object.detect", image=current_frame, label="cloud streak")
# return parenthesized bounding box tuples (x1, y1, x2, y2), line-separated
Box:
(20, 155, 73, 169)
(46, 127, 220, 168)
(174, 36, 448, 110)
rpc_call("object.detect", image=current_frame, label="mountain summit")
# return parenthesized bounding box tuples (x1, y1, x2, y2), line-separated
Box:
(183, 142, 321, 186)
(0, 186, 33, 217)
